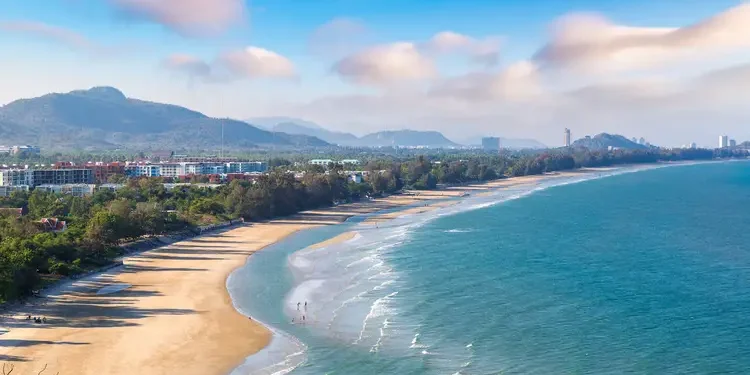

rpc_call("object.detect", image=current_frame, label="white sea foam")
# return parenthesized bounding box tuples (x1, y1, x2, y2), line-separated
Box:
(444, 228, 473, 233)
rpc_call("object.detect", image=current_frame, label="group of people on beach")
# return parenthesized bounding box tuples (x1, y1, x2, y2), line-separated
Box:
(291, 301, 308, 324)
(26, 315, 46, 324)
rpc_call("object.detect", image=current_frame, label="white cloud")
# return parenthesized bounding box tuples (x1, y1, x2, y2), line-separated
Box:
(535, 3, 750, 72)
(162, 47, 296, 82)
(0, 21, 102, 53)
(430, 61, 541, 101)
(423, 31, 502, 66)
(332, 42, 436, 85)
(218, 47, 296, 80)
(111, 0, 247, 36)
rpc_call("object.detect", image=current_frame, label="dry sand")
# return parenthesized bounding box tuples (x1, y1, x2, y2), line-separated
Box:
(0, 170, 588, 374)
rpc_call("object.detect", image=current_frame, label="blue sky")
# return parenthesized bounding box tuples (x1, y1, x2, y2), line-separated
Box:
(1, 0, 749, 146)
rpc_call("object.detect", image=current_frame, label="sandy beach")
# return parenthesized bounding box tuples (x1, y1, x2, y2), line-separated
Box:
(0, 170, 594, 375)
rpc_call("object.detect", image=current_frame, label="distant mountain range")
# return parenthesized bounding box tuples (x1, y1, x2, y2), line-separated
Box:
(0, 87, 547, 151)
(248, 118, 545, 149)
(571, 133, 650, 150)
(0, 87, 328, 150)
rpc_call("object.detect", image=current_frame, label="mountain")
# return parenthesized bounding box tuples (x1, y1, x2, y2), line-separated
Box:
(270, 121, 359, 146)
(571, 133, 649, 150)
(459, 136, 547, 149)
(356, 130, 459, 148)
(250, 117, 464, 148)
(0, 87, 329, 150)
(246, 116, 326, 131)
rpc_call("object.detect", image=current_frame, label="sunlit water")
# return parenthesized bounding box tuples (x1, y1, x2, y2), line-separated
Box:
(229, 161, 750, 374)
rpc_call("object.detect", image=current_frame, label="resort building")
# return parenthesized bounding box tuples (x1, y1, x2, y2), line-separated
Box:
(0, 169, 33, 186)
(340, 159, 361, 166)
(226, 161, 267, 173)
(35, 184, 97, 197)
(0, 185, 29, 197)
(309, 159, 334, 167)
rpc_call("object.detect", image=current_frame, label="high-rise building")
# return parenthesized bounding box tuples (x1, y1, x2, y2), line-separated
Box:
(638, 137, 646, 145)
(564, 128, 571, 147)
(719, 135, 729, 148)
(730, 139, 737, 147)
(690, 142, 697, 149)
(481, 137, 501, 151)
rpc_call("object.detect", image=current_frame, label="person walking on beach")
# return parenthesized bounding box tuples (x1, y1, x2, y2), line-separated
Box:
(304, 301, 307, 311)
(297, 302, 300, 311)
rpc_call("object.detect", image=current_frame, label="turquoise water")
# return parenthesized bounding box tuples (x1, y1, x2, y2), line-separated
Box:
(231, 161, 750, 374)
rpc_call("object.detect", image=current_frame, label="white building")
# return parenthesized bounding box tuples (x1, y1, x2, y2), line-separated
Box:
(340, 159, 361, 166)
(564, 128, 571, 147)
(36, 184, 97, 197)
(0, 169, 33, 186)
(0, 185, 29, 197)
(348, 173, 364, 183)
(719, 135, 729, 148)
(98, 184, 125, 192)
(309, 159, 334, 166)
(226, 161, 267, 173)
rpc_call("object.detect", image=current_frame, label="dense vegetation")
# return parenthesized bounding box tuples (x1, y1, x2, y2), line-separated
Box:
(0, 146, 737, 302)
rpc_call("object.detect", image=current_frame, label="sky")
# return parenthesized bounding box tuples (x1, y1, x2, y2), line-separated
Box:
(1, 0, 750, 147)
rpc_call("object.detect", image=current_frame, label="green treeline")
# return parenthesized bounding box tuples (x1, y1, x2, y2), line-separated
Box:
(0, 147, 725, 302)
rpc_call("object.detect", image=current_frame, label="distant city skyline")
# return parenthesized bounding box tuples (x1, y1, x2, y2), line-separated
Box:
(1, 0, 750, 146)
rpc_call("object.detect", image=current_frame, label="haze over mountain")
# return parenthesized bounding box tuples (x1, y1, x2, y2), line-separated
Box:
(0, 87, 328, 150)
(253, 119, 547, 149)
(571, 133, 650, 150)
(247, 118, 360, 146)
(459, 136, 547, 150)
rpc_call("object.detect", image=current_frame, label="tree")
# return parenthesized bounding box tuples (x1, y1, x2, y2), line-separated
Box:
(85, 210, 121, 245)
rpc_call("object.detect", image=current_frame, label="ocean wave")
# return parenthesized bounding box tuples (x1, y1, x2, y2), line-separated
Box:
(355, 291, 399, 345)
(443, 228, 473, 233)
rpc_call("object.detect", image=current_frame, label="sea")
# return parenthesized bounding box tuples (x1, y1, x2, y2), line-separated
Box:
(228, 160, 750, 375)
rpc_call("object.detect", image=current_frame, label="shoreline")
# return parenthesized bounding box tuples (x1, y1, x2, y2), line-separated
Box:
(228, 160, 718, 374)
(0, 186, 482, 374)
(0, 161, 712, 374)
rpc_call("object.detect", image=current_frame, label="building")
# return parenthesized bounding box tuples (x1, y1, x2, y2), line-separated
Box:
(730, 139, 737, 147)
(0, 207, 26, 217)
(481, 137, 501, 151)
(309, 159, 334, 167)
(36, 184, 96, 197)
(125, 164, 161, 177)
(98, 183, 125, 192)
(564, 128, 571, 147)
(55, 162, 126, 183)
(226, 162, 267, 173)
(40, 218, 67, 233)
(719, 135, 729, 148)
(690, 142, 697, 149)
(348, 172, 364, 184)
(340, 159, 361, 166)
(0, 169, 33, 186)
(638, 137, 646, 145)
(10, 145, 40, 156)
(0, 185, 29, 197)
(32, 169, 93, 186)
